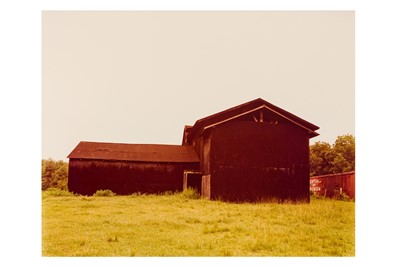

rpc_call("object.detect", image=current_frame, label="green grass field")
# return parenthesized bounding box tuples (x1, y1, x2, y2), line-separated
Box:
(42, 191, 355, 256)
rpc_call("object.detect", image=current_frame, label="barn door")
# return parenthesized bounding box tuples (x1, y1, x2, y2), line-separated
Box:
(183, 170, 203, 194)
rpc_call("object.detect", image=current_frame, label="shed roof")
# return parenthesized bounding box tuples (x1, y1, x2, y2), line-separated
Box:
(67, 141, 200, 163)
(187, 98, 319, 140)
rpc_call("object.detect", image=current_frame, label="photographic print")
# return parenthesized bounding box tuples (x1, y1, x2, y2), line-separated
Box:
(42, 11, 355, 257)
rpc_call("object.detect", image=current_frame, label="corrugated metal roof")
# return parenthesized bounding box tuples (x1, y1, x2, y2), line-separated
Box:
(67, 141, 200, 163)
(310, 171, 355, 179)
(187, 98, 319, 140)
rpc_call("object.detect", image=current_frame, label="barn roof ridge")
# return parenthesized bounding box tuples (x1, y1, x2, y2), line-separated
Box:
(187, 98, 319, 140)
(195, 98, 265, 123)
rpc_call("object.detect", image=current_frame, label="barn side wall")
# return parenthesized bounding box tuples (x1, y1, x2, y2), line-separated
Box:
(68, 159, 199, 195)
(191, 130, 212, 198)
(206, 121, 310, 202)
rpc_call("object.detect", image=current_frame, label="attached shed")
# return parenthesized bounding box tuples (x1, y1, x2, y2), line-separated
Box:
(67, 142, 199, 195)
(183, 98, 319, 202)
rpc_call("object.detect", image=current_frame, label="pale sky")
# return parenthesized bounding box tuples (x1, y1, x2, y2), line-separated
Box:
(42, 11, 354, 161)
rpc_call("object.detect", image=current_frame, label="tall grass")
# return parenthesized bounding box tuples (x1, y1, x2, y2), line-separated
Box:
(42, 188, 76, 198)
(42, 192, 354, 256)
(93, 189, 116, 197)
(180, 187, 201, 199)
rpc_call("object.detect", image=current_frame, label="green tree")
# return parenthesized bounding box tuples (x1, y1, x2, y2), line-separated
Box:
(309, 134, 355, 176)
(331, 134, 355, 173)
(309, 141, 334, 176)
(53, 163, 68, 190)
(42, 159, 69, 190)
(42, 159, 55, 190)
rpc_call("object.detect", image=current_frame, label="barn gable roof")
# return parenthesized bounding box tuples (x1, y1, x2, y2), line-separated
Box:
(67, 141, 199, 163)
(187, 98, 319, 141)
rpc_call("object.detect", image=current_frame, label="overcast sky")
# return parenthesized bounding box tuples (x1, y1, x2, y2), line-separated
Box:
(42, 11, 354, 161)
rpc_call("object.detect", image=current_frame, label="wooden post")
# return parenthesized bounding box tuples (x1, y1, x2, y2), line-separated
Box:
(183, 171, 188, 190)
(252, 114, 258, 122)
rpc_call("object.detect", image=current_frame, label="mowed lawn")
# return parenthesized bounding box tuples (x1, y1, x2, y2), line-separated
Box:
(42, 191, 355, 256)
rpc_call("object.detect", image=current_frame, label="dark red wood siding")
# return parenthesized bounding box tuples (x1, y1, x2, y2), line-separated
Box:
(201, 121, 310, 202)
(68, 159, 199, 195)
(310, 171, 355, 199)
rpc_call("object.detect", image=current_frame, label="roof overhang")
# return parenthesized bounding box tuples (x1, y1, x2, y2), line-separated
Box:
(67, 141, 200, 163)
(187, 98, 319, 141)
(202, 104, 319, 137)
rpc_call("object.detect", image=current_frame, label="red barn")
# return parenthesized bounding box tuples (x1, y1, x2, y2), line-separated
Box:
(67, 142, 199, 195)
(310, 171, 355, 199)
(68, 98, 319, 202)
(183, 98, 319, 202)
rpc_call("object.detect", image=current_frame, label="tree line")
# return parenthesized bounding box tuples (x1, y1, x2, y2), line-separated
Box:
(42, 159, 68, 190)
(42, 134, 355, 190)
(309, 134, 355, 177)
